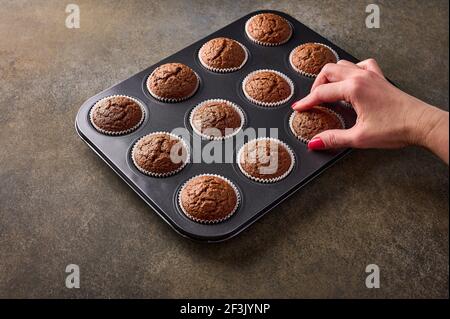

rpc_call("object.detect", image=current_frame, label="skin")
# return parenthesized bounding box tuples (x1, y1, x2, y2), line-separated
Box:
(292, 58, 449, 164)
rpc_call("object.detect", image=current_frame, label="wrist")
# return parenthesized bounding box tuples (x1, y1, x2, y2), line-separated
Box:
(406, 101, 445, 148)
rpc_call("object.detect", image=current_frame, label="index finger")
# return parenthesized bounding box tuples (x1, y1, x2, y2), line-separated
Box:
(311, 63, 365, 92)
(356, 58, 384, 77)
(292, 81, 348, 111)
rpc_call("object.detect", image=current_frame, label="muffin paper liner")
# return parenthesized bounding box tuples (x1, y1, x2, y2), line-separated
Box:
(237, 137, 295, 183)
(198, 40, 249, 73)
(242, 69, 295, 107)
(340, 101, 353, 109)
(244, 14, 293, 47)
(89, 95, 146, 136)
(289, 43, 340, 78)
(178, 174, 241, 224)
(289, 106, 346, 144)
(189, 99, 246, 141)
(146, 70, 200, 103)
(131, 131, 190, 177)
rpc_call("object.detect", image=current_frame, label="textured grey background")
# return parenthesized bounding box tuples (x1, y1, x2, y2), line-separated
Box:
(0, 0, 448, 298)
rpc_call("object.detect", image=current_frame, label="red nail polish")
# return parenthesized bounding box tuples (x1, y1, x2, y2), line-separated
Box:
(308, 138, 325, 150)
(291, 102, 298, 109)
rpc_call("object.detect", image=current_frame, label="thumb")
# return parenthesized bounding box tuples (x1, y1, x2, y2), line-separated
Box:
(308, 128, 355, 150)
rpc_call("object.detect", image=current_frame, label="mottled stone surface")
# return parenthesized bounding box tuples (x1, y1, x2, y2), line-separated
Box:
(0, 0, 448, 298)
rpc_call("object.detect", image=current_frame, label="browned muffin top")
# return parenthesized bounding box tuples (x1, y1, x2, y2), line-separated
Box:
(132, 133, 187, 175)
(244, 71, 291, 104)
(291, 106, 344, 141)
(290, 43, 337, 75)
(180, 176, 237, 222)
(246, 13, 291, 45)
(147, 63, 198, 100)
(91, 96, 143, 134)
(191, 101, 242, 138)
(239, 139, 292, 181)
(199, 37, 246, 70)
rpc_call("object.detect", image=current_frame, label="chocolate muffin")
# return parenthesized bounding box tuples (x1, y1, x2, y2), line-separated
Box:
(190, 99, 244, 139)
(199, 37, 247, 72)
(132, 132, 189, 176)
(147, 63, 199, 101)
(245, 13, 292, 46)
(290, 43, 338, 76)
(179, 175, 239, 223)
(238, 138, 294, 182)
(243, 70, 293, 106)
(90, 96, 144, 135)
(290, 106, 345, 142)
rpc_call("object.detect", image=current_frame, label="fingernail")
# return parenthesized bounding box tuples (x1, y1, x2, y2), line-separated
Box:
(292, 99, 306, 109)
(308, 137, 325, 150)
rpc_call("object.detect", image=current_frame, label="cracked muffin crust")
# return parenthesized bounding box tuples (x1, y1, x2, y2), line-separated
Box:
(239, 139, 293, 182)
(243, 70, 292, 105)
(290, 43, 338, 76)
(245, 13, 292, 45)
(132, 132, 188, 176)
(179, 175, 238, 223)
(290, 106, 344, 142)
(199, 37, 247, 71)
(147, 63, 199, 101)
(90, 96, 144, 135)
(191, 100, 243, 139)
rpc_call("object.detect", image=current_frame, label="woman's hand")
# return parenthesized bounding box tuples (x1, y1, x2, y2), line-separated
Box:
(292, 59, 449, 164)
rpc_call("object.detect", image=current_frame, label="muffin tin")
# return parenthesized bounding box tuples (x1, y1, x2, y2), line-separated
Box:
(75, 10, 358, 242)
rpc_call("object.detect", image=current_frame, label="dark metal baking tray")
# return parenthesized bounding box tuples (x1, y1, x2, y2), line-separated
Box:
(75, 10, 358, 242)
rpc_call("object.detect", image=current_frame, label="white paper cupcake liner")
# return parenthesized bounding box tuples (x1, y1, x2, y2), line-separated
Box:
(178, 174, 240, 224)
(189, 99, 246, 141)
(89, 95, 146, 136)
(237, 137, 295, 183)
(245, 14, 293, 46)
(289, 43, 340, 78)
(289, 106, 346, 144)
(340, 101, 353, 109)
(131, 131, 190, 177)
(146, 70, 200, 103)
(242, 69, 295, 107)
(198, 40, 249, 73)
